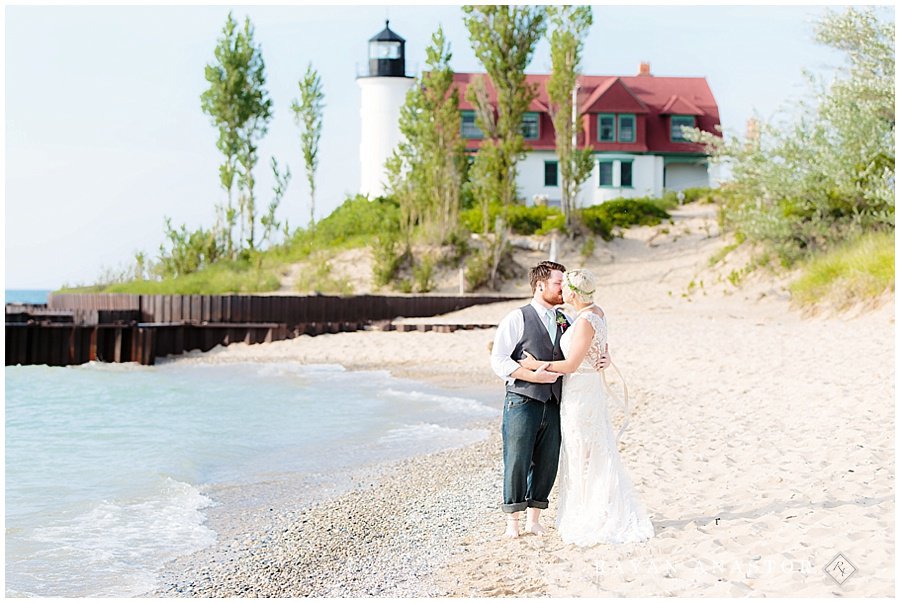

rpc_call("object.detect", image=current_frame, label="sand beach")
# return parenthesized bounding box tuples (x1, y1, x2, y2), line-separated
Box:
(151, 204, 895, 597)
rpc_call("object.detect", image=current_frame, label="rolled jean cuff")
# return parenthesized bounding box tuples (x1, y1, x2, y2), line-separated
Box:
(501, 501, 528, 513)
(527, 498, 549, 509)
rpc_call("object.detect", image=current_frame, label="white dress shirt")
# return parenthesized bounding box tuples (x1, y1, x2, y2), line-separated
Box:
(491, 300, 573, 384)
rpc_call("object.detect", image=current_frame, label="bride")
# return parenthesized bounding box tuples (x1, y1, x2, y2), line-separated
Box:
(518, 269, 655, 546)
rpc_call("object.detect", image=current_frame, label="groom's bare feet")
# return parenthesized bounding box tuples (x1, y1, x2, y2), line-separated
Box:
(524, 521, 545, 535)
(504, 514, 520, 538)
(524, 508, 545, 535)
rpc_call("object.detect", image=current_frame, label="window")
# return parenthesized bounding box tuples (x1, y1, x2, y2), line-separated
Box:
(461, 111, 483, 139)
(671, 115, 696, 142)
(369, 41, 401, 59)
(544, 161, 558, 187)
(620, 161, 633, 187)
(521, 112, 540, 140)
(618, 114, 636, 143)
(598, 161, 614, 186)
(598, 114, 616, 142)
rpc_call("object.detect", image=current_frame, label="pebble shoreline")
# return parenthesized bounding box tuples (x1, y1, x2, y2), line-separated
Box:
(148, 420, 503, 597)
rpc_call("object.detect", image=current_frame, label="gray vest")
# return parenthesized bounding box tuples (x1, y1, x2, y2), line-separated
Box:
(507, 304, 565, 403)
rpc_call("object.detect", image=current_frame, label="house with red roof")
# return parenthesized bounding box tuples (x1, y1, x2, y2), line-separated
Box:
(358, 22, 723, 205)
(453, 62, 722, 205)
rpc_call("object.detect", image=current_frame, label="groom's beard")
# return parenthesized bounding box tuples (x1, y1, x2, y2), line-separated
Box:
(542, 289, 563, 306)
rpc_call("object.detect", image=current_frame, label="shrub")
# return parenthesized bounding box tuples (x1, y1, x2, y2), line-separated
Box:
(578, 207, 613, 240)
(413, 253, 436, 293)
(290, 194, 401, 256)
(579, 198, 671, 240)
(157, 217, 224, 279)
(461, 202, 566, 235)
(679, 187, 717, 204)
(464, 248, 492, 291)
(372, 232, 407, 287)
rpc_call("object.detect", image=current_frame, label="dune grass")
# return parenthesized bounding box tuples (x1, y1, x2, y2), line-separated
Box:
(58, 259, 282, 295)
(790, 230, 895, 308)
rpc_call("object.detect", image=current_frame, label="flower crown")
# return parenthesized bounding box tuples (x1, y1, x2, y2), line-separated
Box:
(565, 273, 595, 297)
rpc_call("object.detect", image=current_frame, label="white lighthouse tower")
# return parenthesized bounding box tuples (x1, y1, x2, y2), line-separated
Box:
(357, 21, 415, 198)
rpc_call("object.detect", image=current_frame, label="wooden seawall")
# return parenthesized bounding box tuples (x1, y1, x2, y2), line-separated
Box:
(6, 293, 513, 367)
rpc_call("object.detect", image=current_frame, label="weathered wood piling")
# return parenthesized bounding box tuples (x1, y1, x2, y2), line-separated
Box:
(6, 293, 511, 367)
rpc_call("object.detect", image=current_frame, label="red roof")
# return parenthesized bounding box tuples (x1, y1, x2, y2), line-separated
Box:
(452, 72, 720, 154)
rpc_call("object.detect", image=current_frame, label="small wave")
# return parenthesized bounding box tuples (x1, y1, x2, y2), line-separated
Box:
(24, 477, 215, 597)
(380, 388, 499, 417)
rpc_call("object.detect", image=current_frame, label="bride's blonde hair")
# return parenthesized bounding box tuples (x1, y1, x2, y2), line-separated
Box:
(563, 269, 597, 304)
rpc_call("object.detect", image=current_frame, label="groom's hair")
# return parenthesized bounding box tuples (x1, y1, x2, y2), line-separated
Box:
(529, 261, 566, 293)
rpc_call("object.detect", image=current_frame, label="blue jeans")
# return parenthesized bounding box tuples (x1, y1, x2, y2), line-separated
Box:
(501, 391, 561, 513)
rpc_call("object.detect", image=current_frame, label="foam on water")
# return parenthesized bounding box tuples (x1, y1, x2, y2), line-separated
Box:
(5, 360, 497, 597)
(17, 478, 215, 597)
(380, 388, 499, 418)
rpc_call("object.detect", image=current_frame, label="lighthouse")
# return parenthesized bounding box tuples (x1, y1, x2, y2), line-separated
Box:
(357, 20, 415, 199)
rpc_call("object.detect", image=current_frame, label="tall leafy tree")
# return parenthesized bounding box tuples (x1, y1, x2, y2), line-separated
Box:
(201, 12, 272, 255)
(201, 12, 242, 258)
(546, 5, 595, 230)
(386, 26, 466, 247)
(291, 63, 325, 232)
(463, 5, 547, 287)
(691, 7, 893, 261)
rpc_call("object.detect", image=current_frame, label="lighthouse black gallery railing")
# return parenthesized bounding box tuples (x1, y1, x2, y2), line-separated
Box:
(6, 293, 514, 367)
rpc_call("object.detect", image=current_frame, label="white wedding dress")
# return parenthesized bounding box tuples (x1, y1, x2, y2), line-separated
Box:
(556, 311, 655, 546)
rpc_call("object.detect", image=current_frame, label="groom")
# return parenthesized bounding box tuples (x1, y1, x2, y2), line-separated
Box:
(490, 260, 609, 538)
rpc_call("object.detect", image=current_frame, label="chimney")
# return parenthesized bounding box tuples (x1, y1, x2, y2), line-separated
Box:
(638, 61, 651, 76)
(745, 118, 760, 148)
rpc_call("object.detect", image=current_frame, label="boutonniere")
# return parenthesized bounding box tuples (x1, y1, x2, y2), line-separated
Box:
(556, 311, 570, 333)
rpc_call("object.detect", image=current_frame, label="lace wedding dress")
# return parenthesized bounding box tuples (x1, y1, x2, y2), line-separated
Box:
(556, 311, 655, 546)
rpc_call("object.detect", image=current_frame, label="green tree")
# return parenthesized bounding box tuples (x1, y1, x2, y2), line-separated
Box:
(200, 12, 242, 258)
(201, 12, 273, 256)
(260, 156, 291, 249)
(691, 7, 894, 262)
(291, 63, 325, 232)
(463, 4, 547, 288)
(546, 5, 595, 230)
(386, 26, 466, 247)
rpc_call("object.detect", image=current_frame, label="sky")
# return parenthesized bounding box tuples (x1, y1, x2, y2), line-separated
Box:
(4, 3, 890, 289)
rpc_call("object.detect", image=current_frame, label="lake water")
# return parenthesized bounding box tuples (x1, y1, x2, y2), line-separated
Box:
(5, 360, 498, 597)
(5, 289, 52, 305)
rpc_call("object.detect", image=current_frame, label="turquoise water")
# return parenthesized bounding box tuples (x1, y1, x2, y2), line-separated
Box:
(5, 360, 498, 597)
(5, 289, 52, 304)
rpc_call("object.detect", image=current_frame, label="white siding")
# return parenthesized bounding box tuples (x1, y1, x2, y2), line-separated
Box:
(509, 152, 715, 206)
(664, 163, 709, 191)
(517, 153, 665, 207)
(517, 152, 563, 206)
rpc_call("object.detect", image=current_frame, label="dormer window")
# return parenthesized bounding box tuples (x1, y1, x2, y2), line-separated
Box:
(597, 113, 636, 143)
(671, 115, 696, 142)
(521, 112, 540, 140)
(461, 111, 483, 139)
(598, 114, 616, 142)
(618, 114, 635, 143)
